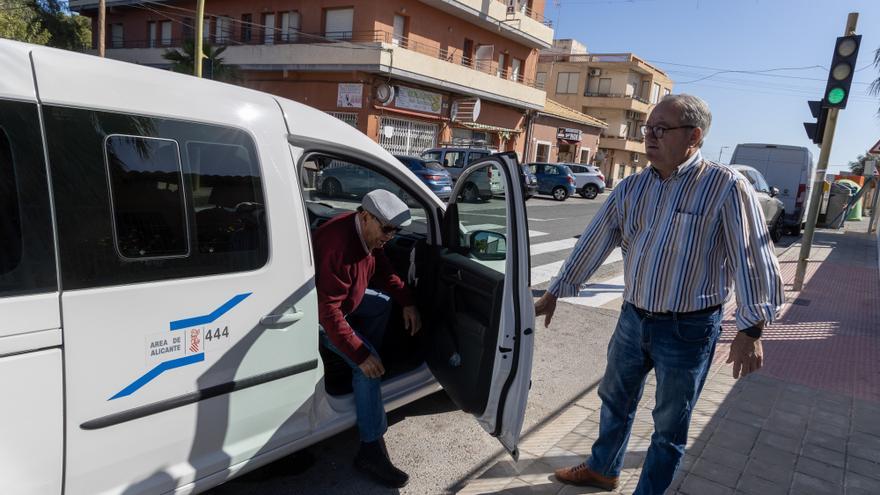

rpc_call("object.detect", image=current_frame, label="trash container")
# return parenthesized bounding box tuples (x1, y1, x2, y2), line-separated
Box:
(837, 179, 863, 221)
(824, 182, 852, 229)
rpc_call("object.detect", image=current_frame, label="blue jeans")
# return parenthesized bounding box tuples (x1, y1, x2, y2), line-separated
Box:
(320, 289, 392, 443)
(587, 302, 721, 494)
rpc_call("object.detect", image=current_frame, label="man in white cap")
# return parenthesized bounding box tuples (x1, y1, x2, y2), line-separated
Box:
(313, 189, 422, 488)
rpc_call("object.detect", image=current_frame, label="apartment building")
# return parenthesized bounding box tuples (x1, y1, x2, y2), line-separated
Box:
(69, 0, 555, 157)
(537, 39, 673, 185)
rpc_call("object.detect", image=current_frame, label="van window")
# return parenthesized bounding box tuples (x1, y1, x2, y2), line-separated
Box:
(105, 135, 188, 258)
(467, 152, 490, 164)
(44, 106, 268, 289)
(0, 100, 57, 298)
(302, 155, 428, 235)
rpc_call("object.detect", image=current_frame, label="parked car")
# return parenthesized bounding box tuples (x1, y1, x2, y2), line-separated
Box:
(527, 162, 577, 201)
(394, 155, 454, 201)
(521, 164, 538, 200)
(565, 163, 605, 199)
(421, 146, 502, 201)
(1, 39, 536, 495)
(730, 164, 785, 242)
(730, 143, 813, 235)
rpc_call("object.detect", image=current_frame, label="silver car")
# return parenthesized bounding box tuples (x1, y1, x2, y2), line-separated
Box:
(730, 164, 785, 242)
(565, 163, 606, 199)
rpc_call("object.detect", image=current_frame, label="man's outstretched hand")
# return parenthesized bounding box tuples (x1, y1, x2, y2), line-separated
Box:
(726, 332, 763, 379)
(535, 292, 558, 328)
(359, 354, 385, 379)
(403, 305, 422, 336)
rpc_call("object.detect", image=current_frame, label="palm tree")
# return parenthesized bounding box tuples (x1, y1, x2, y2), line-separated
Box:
(162, 39, 242, 83)
(870, 47, 880, 114)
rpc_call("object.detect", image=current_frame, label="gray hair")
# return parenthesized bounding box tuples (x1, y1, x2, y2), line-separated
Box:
(660, 94, 712, 147)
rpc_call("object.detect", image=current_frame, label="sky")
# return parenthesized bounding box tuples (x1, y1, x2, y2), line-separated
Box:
(543, 0, 880, 174)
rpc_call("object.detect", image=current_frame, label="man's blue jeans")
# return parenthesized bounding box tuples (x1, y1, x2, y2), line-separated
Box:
(587, 302, 722, 494)
(320, 289, 391, 443)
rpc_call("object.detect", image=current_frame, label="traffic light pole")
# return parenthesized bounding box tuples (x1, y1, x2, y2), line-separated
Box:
(793, 12, 858, 292)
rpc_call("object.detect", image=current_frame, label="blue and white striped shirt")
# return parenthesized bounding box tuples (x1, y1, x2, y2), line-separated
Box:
(548, 151, 784, 330)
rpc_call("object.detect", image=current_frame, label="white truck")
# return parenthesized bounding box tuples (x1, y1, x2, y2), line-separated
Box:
(729, 143, 815, 234)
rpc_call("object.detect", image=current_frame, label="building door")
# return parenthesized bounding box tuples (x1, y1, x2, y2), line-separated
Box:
(558, 143, 574, 163)
(462, 38, 474, 67)
(378, 117, 438, 155)
(474, 44, 494, 73)
(535, 142, 550, 162)
(392, 14, 407, 46)
(263, 13, 276, 44)
(281, 12, 300, 42)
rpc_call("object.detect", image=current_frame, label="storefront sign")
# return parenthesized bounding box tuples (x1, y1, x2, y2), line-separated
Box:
(557, 127, 582, 141)
(337, 83, 363, 108)
(395, 86, 442, 114)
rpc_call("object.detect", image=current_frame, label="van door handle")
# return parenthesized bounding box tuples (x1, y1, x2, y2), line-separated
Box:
(260, 309, 306, 328)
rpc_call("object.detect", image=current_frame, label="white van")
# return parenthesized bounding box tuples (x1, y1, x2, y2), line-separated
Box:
(0, 39, 535, 495)
(729, 143, 815, 234)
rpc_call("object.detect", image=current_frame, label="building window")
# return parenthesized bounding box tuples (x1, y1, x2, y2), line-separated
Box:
(105, 135, 188, 259)
(262, 13, 276, 44)
(281, 11, 301, 42)
(161, 21, 172, 46)
(203, 18, 210, 40)
(664, 87, 671, 98)
(511, 58, 522, 82)
(147, 21, 157, 48)
(110, 23, 124, 48)
(241, 14, 252, 42)
(651, 82, 661, 104)
(597, 78, 612, 95)
(580, 149, 590, 163)
(324, 8, 353, 40)
(182, 17, 193, 39)
(215, 16, 231, 44)
(536, 72, 546, 89)
(392, 14, 407, 46)
(535, 142, 550, 162)
(327, 112, 357, 128)
(556, 72, 579, 94)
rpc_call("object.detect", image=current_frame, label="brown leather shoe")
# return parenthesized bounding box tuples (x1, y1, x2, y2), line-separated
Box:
(554, 462, 619, 490)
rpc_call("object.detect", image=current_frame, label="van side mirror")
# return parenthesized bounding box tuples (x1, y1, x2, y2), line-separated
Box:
(770, 187, 779, 197)
(468, 230, 506, 261)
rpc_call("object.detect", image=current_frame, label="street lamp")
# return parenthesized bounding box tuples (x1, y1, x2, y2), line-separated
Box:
(717, 146, 730, 163)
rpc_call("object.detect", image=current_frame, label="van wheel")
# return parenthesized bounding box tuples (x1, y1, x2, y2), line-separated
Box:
(462, 182, 480, 203)
(552, 186, 569, 201)
(770, 213, 784, 243)
(323, 179, 342, 198)
(580, 184, 599, 199)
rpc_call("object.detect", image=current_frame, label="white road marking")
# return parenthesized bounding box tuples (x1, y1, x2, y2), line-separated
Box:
(529, 230, 549, 238)
(530, 238, 579, 256)
(563, 274, 626, 308)
(530, 248, 623, 286)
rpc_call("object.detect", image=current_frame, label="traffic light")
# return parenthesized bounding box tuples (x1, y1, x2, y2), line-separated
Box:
(803, 100, 828, 145)
(822, 35, 861, 109)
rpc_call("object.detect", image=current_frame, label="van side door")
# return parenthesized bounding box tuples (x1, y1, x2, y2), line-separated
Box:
(32, 49, 320, 495)
(0, 47, 63, 495)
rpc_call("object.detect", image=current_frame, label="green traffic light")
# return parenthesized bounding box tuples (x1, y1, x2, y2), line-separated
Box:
(827, 87, 846, 105)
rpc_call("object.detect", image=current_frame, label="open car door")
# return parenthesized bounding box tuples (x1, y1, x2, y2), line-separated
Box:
(426, 151, 534, 459)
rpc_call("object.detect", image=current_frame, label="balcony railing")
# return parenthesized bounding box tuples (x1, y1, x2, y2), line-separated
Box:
(495, 0, 553, 27)
(96, 29, 542, 89)
(584, 92, 651, 105)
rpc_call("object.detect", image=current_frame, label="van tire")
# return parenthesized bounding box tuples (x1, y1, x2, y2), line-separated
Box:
(323, 179, 342, 198)
(770, 213, 784, 242)
(552, 186, 569, 201)
(579, 184, 599, 199)
(462, 182, 480, 203)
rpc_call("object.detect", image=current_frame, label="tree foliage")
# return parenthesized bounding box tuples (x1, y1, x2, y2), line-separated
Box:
(848, 154, 877, 175)
(162, 39, 242, 83)
(871, 47, 880, 116)
(0, 0, 89, 49)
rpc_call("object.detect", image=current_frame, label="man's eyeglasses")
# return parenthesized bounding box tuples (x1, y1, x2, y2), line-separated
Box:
(640, 125, 695, 139)
(371, 214, 401, 235)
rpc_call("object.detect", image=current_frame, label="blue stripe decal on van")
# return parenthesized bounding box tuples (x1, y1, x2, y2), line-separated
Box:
(110, 353, 205, 400)
(169, 293, 252, 331)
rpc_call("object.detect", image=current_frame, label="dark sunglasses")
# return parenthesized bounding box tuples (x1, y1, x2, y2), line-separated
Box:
(370, 214, 400, 234)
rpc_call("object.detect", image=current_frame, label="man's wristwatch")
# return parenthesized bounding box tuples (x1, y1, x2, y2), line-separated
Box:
(739, 322, 765, 339)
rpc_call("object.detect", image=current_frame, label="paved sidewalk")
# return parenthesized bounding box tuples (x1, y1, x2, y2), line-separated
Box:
(457, 221, 880, 494)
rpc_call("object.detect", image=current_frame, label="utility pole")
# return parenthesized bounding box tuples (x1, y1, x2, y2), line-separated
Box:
(194, 0, 206, 77)
(717, 145, 729, 163)
(793, 12, 859, 291)
(98, 0, 105, 57)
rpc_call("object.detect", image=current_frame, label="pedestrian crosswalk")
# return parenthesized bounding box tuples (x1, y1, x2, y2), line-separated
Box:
(529, 237, 625, 309)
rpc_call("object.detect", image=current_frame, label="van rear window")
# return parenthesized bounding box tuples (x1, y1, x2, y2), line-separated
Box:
(0, 129, 22, 275)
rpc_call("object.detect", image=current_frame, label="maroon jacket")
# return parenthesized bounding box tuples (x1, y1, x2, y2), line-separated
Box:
(314, 212, 413, 364)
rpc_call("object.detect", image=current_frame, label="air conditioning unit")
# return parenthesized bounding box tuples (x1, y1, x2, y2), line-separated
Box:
(589, 68, 601, 76)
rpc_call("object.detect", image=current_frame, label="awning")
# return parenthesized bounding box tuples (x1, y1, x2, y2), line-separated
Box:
(458, 122, 523, 134)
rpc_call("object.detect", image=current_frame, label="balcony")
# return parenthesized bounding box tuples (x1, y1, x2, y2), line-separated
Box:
(539, 52, 670, 79)
(581, 93, 652, 113)
(417, 0, 553, 48)
(599, 135, 645, 153)
(89, 30, 546, 110)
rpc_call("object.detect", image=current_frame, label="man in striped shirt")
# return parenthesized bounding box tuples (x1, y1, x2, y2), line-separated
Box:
(535, 94, 784, 494)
